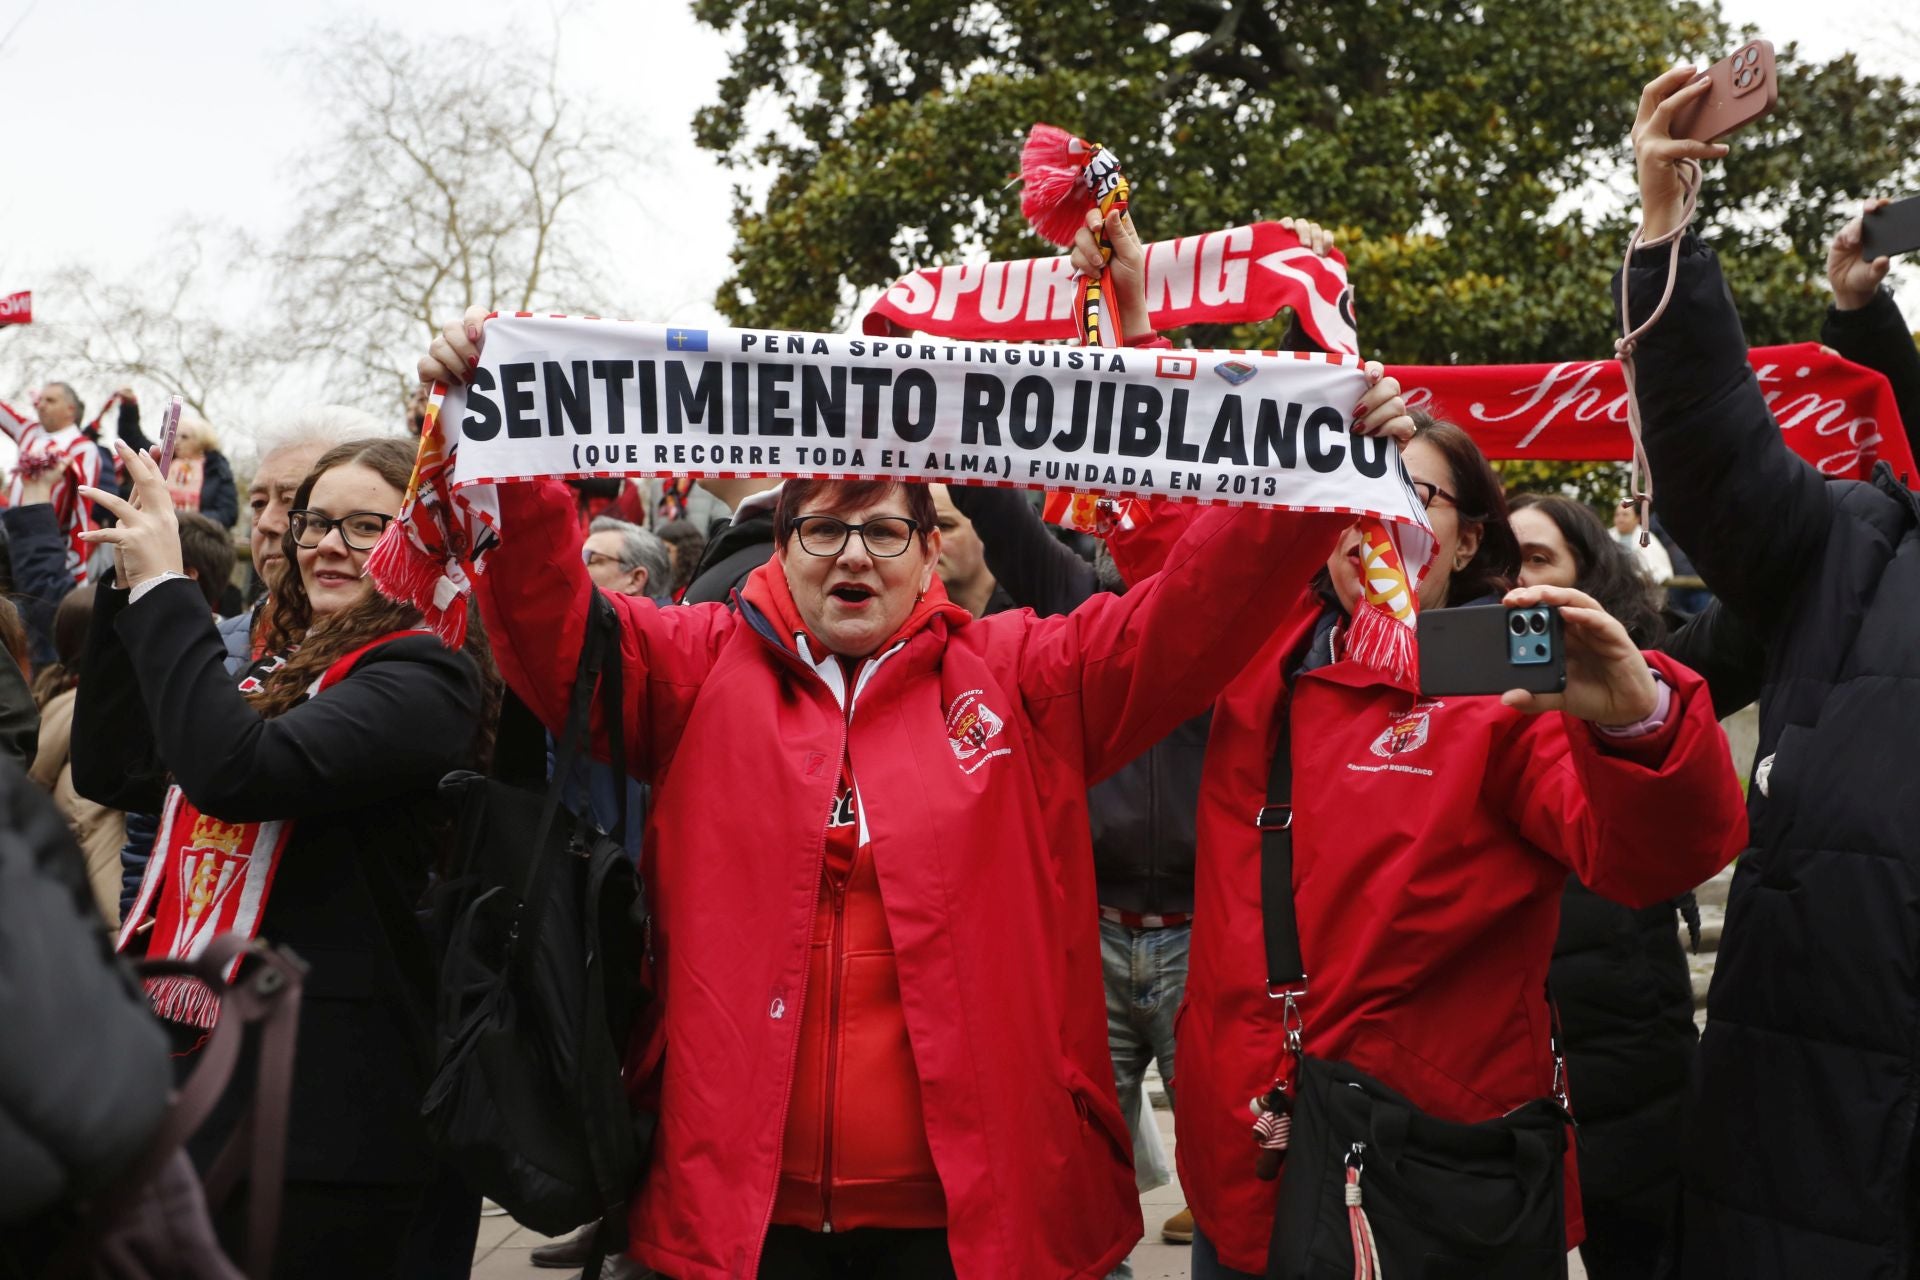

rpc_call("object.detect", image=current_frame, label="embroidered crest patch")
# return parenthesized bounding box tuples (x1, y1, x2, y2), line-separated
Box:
(946, 689, 1011, 775)
(1369, 701, 1443, 758)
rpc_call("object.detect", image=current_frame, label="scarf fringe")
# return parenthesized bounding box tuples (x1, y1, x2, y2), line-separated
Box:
(146, 974, 222, 1031)
(367, 521, 469, 649)
(1347, 601, 1416, 685)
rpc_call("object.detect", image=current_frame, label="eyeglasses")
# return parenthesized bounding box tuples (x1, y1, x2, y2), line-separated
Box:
(289, 509, 395, 551)
(582, 548, 631, 571)
(1410, 480, 1460, 511)
(790, 515, 920, 559)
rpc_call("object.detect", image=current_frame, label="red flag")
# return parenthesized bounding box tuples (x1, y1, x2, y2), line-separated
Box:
(1396, 344, 1916, 483)
(0, 291, 30, 326)
(864, 222, 1356, 354)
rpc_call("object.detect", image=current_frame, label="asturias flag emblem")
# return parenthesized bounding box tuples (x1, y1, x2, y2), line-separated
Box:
(665, 327, 708, 351)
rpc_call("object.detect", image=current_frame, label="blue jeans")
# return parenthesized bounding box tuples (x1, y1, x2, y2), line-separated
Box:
(1101, 917, 1190, 1280)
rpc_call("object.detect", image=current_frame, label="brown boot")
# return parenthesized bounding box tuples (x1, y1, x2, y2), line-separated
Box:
(1161, 1207, 1194, 1244)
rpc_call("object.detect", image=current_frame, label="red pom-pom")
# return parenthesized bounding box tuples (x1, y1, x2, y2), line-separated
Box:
(1019, 122, 1096, 246)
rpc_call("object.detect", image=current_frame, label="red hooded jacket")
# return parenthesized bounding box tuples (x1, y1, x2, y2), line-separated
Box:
(1112, 511, 1748, 1275)
(474, 480, 1352, 1280)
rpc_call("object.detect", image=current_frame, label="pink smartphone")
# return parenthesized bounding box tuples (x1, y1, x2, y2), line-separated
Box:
(1670, 40, 1779, 142)
(155, 395, 183, 474)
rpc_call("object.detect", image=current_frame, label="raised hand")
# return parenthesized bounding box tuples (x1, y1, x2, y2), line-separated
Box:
(1828, 199, 1894, 311)
(1495, 584, 1660, 727)
(77, 441, 183, 589)
(1632, 65, 1733, 240)
(421, 304, 494, 387)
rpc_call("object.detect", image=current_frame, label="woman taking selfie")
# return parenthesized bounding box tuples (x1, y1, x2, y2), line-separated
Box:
(71, 437, 493, 1280)
(1128, 417, 1746, 1278)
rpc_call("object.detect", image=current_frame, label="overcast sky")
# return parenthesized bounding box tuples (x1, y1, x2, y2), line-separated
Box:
(0, 0, 1912, 445)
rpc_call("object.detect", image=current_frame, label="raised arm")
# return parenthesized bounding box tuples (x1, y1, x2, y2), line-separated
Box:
(1489, 648, 1745, 907)
(4, 481, 78, 669)
(87, 580, 481, 823)
(1622, 67, 1833, 628)
(1016, 500, 1346, 783)
(472, 480, 735, 781)
(115, 392, 152, 454)
(0, 397, 33, 446)
(1663, 597, 1766, 720)
(1823, 202, 1920, 467)
(68, 577, 168, 814)
(946, 486, 1098, 615)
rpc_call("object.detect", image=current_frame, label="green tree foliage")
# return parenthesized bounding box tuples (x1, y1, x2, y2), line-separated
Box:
(692, 0, 1920, 371)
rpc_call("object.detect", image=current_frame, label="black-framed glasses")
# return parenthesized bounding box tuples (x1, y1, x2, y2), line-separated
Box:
(289, 509, 395, 551)
(1410, 480, 1460, 511)
(790, 515, 920, 559)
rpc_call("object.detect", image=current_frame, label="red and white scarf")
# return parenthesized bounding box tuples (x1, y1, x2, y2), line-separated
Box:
(115, 633, 420, 1028)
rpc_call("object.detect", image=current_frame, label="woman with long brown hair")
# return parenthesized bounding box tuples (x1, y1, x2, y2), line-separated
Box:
(71, 436, 496, 1280)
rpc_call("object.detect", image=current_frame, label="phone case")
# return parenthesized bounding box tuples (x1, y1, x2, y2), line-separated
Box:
(1670, 40, 1778, 142)
(1417, 604, 1567, 697)
(1860, 194, 1920, 262)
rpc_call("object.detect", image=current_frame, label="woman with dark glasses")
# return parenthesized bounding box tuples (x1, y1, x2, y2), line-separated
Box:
(70, 436, 497, 1279)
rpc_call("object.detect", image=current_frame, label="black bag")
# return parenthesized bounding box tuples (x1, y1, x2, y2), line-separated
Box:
(421, 595, 651, 1258)
(1257, 712, 1569, 1280)
(44, 936, 307, 1280)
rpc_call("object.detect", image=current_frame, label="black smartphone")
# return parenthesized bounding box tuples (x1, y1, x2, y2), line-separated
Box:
(1860, 195, 1920, 262)
(1417, 604, 1566, 697)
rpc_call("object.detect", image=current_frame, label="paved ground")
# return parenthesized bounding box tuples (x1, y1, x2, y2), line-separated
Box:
(471, 1101, 1588, 1277)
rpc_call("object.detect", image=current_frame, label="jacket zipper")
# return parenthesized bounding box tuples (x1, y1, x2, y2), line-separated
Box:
(821, 872, 849, 1231)
(748, 645, 850, 1272)
(747, 630, 897, 1266)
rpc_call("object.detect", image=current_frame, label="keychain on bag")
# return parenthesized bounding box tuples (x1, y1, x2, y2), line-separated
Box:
(1250, 1081, 1294, 1180)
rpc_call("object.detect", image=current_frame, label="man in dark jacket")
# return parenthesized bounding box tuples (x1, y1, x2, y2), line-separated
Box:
(1625, 70, 1920, 1278)
(681, 479, 780, 605)
(947, 483, 1203, 1253)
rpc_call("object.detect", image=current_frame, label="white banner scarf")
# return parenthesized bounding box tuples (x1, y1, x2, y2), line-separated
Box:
(371, 317, 1434, 647)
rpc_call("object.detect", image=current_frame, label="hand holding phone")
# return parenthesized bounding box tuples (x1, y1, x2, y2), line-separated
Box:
(1860, 194, 1920, 264)
(1669, 40, 1778, 142)
(1418, 604, 1567, 698)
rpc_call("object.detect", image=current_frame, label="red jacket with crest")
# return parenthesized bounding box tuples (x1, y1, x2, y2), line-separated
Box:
(474, 481, 1352, 1280)
(1112, 512, 1749, 1276)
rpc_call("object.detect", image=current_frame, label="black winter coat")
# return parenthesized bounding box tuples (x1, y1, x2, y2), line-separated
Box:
(72, 578, 483, 1187)
(1625, 236, 1920, 1277)
(1549, 881, 1695, 1206)
(0, 759, 170, 1235)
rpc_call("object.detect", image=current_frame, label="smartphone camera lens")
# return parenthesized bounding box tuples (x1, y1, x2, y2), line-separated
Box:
(1535, 644, 1547, 657)
(1528, 611, 1548, 635)
(1509, 614, 1529, 637)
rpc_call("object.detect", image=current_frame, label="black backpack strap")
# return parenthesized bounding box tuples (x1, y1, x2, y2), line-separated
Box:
(514, 596, 619, 972)
(598, 598, 628, 843)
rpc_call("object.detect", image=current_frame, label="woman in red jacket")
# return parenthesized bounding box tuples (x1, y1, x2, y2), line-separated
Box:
(1127, 417, 1748, 1279)
(418, 214, 1420, 1280)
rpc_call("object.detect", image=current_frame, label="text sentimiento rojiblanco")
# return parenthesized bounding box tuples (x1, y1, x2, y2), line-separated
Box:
(445, 317, 1415, 510)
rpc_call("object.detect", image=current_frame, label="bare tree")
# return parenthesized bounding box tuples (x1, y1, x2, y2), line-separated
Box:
(0, 219, 270, 431)
(274, 21, 634, 408)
